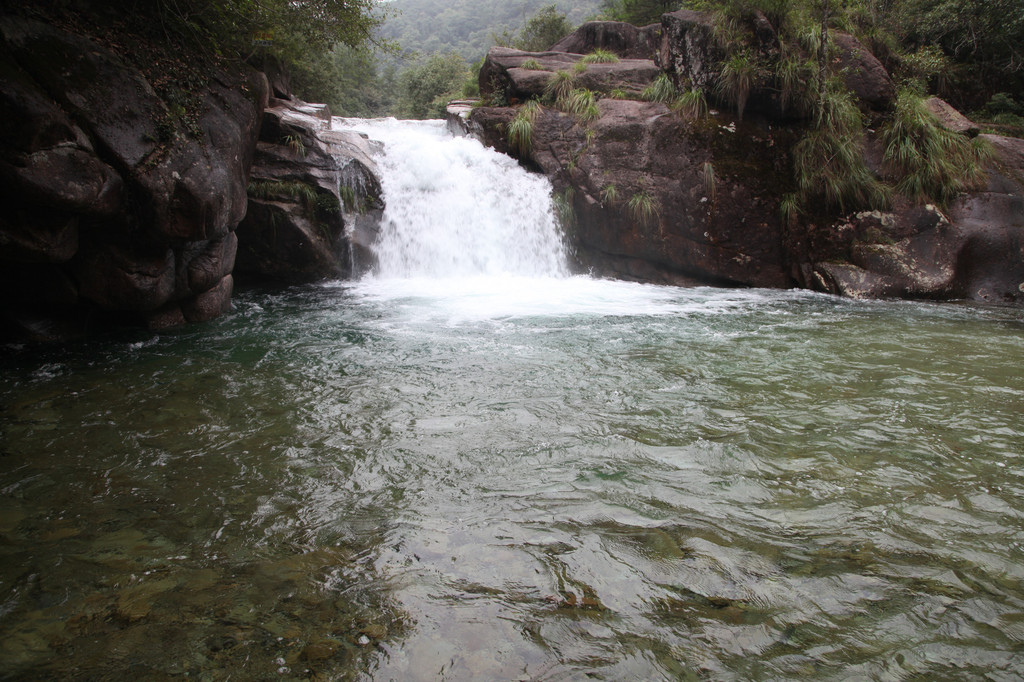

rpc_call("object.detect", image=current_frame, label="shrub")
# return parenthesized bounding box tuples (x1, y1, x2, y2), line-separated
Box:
(642, 73, 678, 103)
(580, 49, 621, 64)
(507, 100, 543, 155)
(882, 87, 992, 205)
(628, 190, 659, 225)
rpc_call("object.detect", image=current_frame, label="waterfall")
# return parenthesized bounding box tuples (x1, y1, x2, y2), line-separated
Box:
(333, 118, 568, 279)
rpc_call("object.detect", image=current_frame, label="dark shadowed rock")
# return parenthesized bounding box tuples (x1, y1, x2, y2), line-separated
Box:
(550, 21, 661, 59)
(0, 17, 269, 338)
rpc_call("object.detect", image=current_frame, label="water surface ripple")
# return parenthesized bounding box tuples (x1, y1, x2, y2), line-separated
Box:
(2, 282, 1023, 680)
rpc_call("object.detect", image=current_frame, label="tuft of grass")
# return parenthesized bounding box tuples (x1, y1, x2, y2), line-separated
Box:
(673, 88, 708, 118)
(572, 61, 588, 74)
(791, 81, 888, 213)
(580, 49, 620, 64)
(779, 192, 801, 224)
(248, 179, 318, 204)
(600, 183, 619, 205)
(775, 51, 815, 116)
(608, 88, 632, 100)
(339, 185, 358, 213)
(507, 99, 542, 156)
(716, 52, 757, 120)
(558, 88, 600, 122)
(882, 87, 993, 205)
(628, 190, 659, 225)
(520, 58, 543, 70)
(544, 70, 578, 103)
(642, 73, 678, 104)
(282, 134, 306, 158)
(553, 187, 576, 229)
(702, 161, 716, 202)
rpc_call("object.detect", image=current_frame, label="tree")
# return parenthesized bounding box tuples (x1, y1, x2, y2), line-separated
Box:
(515, 5, 575, 51)
(397, 52, 470, 118)
(600, 0, 681, 25)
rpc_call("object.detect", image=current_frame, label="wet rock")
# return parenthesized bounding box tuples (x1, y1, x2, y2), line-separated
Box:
(235, 100, 384, 284)
(549, 21, 661, 59)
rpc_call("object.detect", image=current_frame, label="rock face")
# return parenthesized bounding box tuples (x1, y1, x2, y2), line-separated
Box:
(801, 135, 1024, 303)
(472, 100, 794, 287)
(479, 47, 661, 103)
(550, 21, 661, 59)
(234, 98, 384, 283)
(472, 35, 1024, 304)
(659, 11, 894, 117)
(0, 17, 268, 338)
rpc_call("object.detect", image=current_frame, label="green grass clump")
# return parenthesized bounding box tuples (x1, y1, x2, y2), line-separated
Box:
(673, 87, 708, 118)
(792, 80, 888, 213)
(520, 58, 543, 70)
(882, 87, 993, 205)
(628, 190, 659, 225)
(642, 73, 678, 104)
(600, 183, 619, 205)
(716, 52, 757, 120)
(579, 49, 620, 64)
(544, 70, 578, 103)
(558, 88, 600, 122)
(507, 99, 543, 156)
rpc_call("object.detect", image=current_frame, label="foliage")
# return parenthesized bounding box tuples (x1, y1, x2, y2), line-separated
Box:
(628, 190, 660, 224)
(642, 73, 679, 103)
(515, 5, 576, 51)
(521, 58, 544, 70)
(882, 87, 992, 204)
(380, 0, 602, 63)
(600, 183, 620, 204)
(791, 79, 887, 213)
(508, 100, 544, 155)
(558, 88, 602, 121)
(600, 0, 681, 25)
(289, 44, 398, 117)
(580, 49, 621, 64)
(674, 87, 709, 117)
(397, 52, 470, 119)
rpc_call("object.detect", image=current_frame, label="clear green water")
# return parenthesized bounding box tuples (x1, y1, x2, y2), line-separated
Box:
(1, 279, 1023, 680)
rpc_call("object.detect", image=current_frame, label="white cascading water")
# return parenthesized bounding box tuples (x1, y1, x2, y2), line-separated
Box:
(330, 116, 758, 322)
(335, 118, 568, 279)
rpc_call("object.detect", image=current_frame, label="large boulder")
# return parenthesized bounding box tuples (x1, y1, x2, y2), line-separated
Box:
(0, 17, 268, 338)
(479, 47, 661, 103)
(833, 32, 894, 110)
(659, 10, 727, 92)
(550, 21, 661, 60)
(234, 99, 384, 283)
